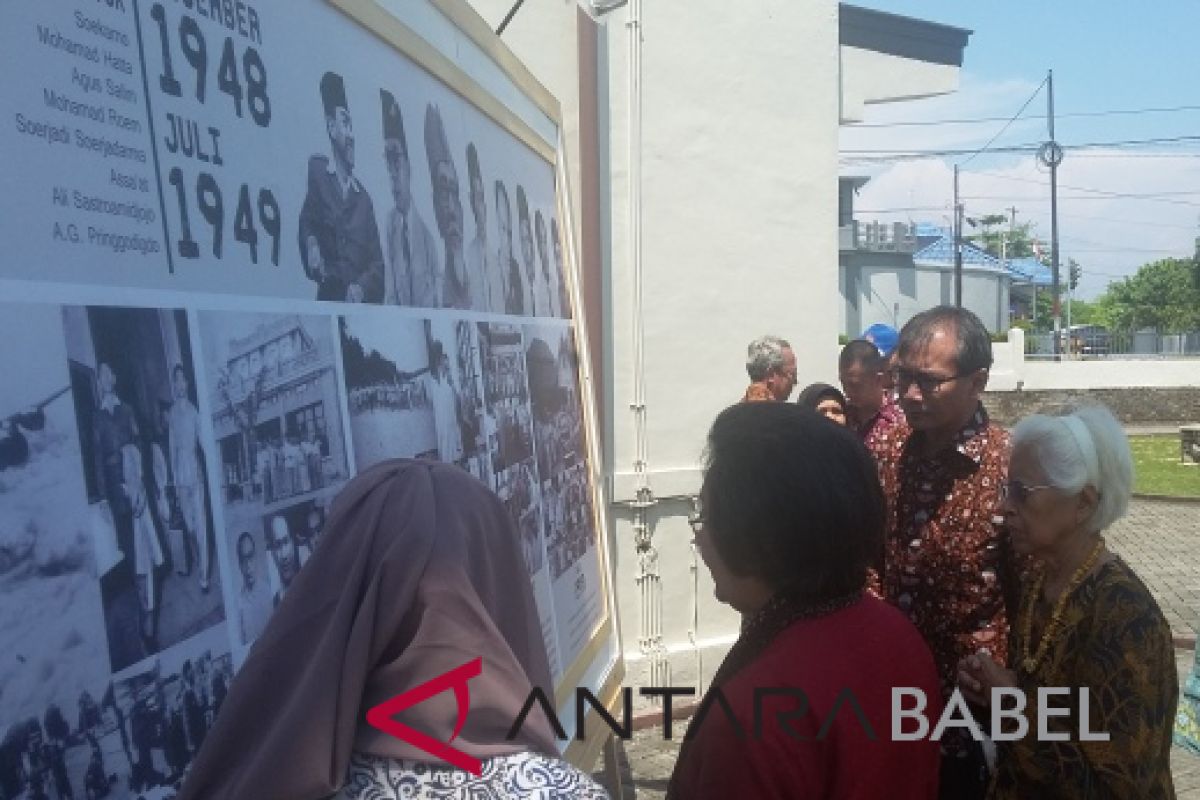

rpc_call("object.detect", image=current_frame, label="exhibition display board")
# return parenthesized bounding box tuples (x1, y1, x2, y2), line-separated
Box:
(0, 1, 621, 795)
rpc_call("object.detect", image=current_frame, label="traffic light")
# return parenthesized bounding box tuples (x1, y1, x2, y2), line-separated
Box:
(1068, 260, 1082, 292)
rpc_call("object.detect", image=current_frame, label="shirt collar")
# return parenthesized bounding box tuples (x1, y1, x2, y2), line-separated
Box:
(907, 404, 991, 466)
(951, 405, 991, 464)
(325, 159, 359, 195)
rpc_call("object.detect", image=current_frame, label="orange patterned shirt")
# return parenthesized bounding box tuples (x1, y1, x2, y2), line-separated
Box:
(741, 383, 775, 403)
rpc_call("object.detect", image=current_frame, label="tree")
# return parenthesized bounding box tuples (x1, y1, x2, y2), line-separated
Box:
(968, 220, 1039, 260)
(1092, 258, 1200, 331)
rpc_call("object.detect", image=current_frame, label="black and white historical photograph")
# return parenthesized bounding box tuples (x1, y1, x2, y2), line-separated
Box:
(249, 496, 332, 632)
(299, 71, 387, 304)
(196, 311, 349, 650)
(340, 313, 493, 478)
(380, 88, 442, 309)
(197, 312, 350, 515)
(339, 314, 436, 468)
(63, 306, 226, 674)
(0, 303, 114, 800)
(477, 323, 536, 477)
(549, 216, 572, 320)
(104, 626, 233, 799)
(427, 317, 491, 483)
(525, 324, 593, 581)
(477, 322, 544, 575)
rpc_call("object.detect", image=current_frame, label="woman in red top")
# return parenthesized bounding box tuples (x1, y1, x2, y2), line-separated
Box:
(668, 402, 943, 799)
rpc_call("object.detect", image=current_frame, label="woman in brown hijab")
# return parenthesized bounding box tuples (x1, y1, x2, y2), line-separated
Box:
(178, 459, 608, 799)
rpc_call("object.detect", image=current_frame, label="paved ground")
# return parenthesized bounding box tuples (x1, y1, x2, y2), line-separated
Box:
(596, 497, 1200, 798)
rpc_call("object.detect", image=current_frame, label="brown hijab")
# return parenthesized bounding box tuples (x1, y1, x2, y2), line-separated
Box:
(178, 460, 559, 799)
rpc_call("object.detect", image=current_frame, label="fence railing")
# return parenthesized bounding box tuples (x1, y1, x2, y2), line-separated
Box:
(1025, 330, 1200, 359)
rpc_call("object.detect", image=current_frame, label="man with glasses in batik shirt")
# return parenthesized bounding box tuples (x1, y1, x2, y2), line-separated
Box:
(874, 306, 1015, 800)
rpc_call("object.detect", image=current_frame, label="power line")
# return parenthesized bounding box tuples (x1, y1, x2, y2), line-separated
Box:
(846, 103, 1200, 129)
(839, 135, 1200, 162)
(1055, 213, 1198, 230)
(962, 170, 1200, 206)
(964, 194, 1200, 208)
(959, 78, 1047, 166)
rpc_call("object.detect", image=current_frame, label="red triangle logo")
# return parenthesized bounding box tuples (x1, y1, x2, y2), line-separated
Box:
(365, 657, 484, 775)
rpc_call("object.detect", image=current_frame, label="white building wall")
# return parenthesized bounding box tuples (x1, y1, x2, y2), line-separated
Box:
(846, 263, 1010, 336)
(605, 0, 841, 677)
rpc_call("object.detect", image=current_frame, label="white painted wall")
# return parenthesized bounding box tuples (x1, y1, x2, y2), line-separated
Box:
(840, 46, 960, 123)
(990, 329, 1200, 391)
(462, 1, 976, 683)
(843, 263, 1010, 336)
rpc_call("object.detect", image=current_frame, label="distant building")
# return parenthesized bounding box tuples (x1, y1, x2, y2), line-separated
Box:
(211, 315, 346, 506)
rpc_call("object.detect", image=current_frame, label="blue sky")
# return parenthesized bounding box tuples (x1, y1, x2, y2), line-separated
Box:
(842, 1, 1200, 299)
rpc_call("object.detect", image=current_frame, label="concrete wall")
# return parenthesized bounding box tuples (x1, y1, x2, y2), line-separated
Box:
(984, 387, 1200, 427)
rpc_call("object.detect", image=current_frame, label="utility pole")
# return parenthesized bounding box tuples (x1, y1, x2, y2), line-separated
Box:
(954, 164, 963, 307)
(1045, 70, 1063, 359)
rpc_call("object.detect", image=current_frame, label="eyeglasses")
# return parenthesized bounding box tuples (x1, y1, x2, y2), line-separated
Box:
(890, 367, 964, 395)
(1000, 479, 1053, 506)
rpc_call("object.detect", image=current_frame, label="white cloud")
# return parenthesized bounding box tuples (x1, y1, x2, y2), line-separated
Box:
(841, 75, 1200, 301)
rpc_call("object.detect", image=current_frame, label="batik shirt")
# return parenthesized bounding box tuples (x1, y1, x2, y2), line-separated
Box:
(854, 394, 906, 460)
(741, 383, 774, 403)
(331, 751, 610, 799)
(876, 407, 1013, 705)
(992, 559, 1178, 799)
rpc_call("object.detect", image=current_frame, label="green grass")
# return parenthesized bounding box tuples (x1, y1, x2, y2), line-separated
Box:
(1129, 435, 1200, 498)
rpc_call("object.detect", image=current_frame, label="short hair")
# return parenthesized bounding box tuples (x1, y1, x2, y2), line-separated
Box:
(897, 305, 992, 373)
(745, 336, 791, 381)
(702, 403, 882, 597)
(237, 531, 255, 557)
(467, 142, 481, 186)
(838, 339, 884, 372)
(1011, 403, 1133, 532)
(172, 363, 187, 381)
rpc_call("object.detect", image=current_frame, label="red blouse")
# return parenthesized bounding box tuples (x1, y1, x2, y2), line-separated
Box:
(669, 596, 942, 799)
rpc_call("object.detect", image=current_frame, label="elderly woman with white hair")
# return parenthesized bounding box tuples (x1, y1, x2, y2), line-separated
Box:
(957, 404, 1177, 799)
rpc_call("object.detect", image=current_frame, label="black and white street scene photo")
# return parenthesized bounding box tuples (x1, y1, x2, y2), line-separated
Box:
(63, 306, 226, 674)
(427, 317, 491, 483)
(477, 322, 543, 576)
(196, 311, 349, 650)
(339, 314, 436, 468)
(525, 325, 593, 581)
(105, 626, 234, 799)
(0, 303, 112, 800)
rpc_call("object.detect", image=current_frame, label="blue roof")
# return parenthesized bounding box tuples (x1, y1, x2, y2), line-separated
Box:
(913, 235, 1003, 270)
(910, 230, 1055, 285)
(1006, 256, 1054, 286)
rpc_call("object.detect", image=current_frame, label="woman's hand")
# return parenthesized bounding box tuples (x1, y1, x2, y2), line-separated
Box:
(957, 651, 1018, 707)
